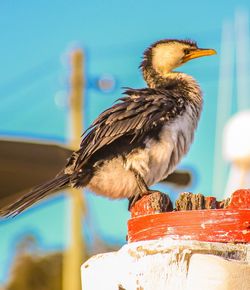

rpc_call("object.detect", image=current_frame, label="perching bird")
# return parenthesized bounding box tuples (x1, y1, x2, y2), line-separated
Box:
(1, 39, 216, 217)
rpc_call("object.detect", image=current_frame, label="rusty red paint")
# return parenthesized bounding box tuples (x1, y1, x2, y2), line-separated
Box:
(227, 189, 250, 209)
(128, 189, 250, 243)
(130, 195, 157, 218)
(128, 209, 250, 243)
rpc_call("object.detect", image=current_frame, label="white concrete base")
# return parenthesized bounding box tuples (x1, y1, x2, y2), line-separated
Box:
(81, 239, 250, 290)
(186, 254, 250, 290)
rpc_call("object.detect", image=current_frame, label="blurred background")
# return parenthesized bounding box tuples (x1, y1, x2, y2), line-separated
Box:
(1, 1, 250, 289)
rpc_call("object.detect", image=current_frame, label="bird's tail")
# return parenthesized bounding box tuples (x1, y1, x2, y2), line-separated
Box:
(0, 174, 70, 218)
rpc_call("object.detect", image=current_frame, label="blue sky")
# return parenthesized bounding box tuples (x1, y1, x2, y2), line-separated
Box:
(0, 0, 250, 284)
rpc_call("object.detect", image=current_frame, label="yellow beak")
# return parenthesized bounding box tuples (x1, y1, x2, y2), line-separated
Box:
(183, 48, 217, 63)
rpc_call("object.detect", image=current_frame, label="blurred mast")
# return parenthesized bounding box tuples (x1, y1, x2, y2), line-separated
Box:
(63, 49, 85, 290)
(212, 21, 234, 197)
(235, 10, 250, 111)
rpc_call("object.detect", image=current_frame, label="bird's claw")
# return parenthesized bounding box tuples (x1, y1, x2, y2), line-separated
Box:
(128, 191, 152, 211)
(128, 193, 140, 211)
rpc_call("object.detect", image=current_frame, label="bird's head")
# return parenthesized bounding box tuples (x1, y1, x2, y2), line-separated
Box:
(141, 39, 216, 78)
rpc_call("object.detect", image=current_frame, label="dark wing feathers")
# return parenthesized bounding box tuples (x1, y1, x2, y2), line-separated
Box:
(75, 88, 186, 169)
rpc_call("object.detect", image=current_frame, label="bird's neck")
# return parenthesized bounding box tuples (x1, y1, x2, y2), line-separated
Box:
(142, 66, 203, 106)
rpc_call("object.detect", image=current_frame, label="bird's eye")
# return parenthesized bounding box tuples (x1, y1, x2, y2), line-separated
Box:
(184, 49, 190, 55)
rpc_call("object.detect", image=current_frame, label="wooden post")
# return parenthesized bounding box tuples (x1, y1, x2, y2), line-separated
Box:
(81, 189, 250, 289)
(63, 49, 85, 290)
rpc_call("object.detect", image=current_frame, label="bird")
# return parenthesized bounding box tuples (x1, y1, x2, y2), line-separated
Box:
(0, 39, 216, 217)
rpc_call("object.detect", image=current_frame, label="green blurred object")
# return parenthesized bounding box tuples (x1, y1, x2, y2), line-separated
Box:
(4, 235, 63, 290)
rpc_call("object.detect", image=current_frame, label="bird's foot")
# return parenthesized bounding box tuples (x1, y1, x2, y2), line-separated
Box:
(128, 193, 141, 210)
(128, 190, 162, 211)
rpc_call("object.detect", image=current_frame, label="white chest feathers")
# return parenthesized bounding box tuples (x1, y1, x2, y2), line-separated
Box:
(126, 104, 199, 185)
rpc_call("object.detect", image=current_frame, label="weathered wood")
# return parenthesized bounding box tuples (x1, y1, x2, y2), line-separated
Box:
(175, 192, 205, 210)
(130, 191, 172, 218)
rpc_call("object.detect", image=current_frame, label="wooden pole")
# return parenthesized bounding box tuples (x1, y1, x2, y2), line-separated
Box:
(63, 49, 85, 290)
(69, 49, 84, 150)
